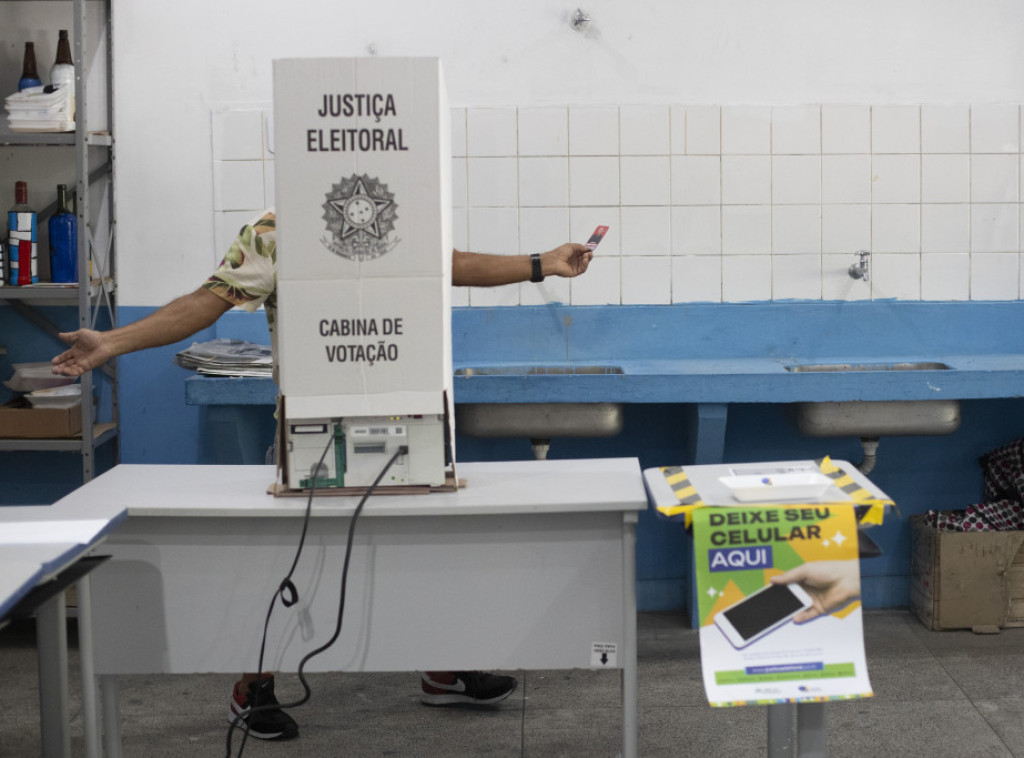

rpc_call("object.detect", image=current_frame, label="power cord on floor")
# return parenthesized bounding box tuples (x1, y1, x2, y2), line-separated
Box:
(226, 437, 407, 757)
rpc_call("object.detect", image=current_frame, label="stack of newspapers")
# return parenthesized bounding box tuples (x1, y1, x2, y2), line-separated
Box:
(174, 339, 273, 377)
(4, 85, 74, 133)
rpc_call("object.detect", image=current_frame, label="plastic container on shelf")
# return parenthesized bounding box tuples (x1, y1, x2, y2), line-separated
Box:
(3, 362, 77, 392)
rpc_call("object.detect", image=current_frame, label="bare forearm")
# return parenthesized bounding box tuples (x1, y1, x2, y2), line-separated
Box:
(452, 243, 592, 286)
(106, 288, 230, 357)
(451, 250, 532, 287)
(53, 287, 232, 377)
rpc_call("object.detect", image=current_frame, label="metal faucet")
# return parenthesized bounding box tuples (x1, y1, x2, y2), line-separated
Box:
(848, 250, 870, 282)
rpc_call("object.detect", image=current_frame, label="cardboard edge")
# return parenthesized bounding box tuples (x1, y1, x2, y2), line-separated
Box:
(0, 399, 84, 438)
(268, 468, 460, 498)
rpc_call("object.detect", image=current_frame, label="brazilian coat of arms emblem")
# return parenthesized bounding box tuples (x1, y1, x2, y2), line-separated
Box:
(320, 173, 399, 261)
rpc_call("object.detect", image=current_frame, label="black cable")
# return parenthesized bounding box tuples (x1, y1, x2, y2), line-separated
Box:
(227, 439, 406, 757)
(226, 430, 333, 756)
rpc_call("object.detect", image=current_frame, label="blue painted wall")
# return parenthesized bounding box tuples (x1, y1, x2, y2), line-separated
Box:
(6, 301, 1024, 617)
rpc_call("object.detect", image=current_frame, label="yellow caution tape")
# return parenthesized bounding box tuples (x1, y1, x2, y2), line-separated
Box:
(653, 456, 894, 527)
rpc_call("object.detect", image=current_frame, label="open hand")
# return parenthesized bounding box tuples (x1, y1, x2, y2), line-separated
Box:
(52, 329, 112, 376)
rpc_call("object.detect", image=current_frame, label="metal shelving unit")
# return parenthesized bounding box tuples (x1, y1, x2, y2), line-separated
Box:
(0, 0, 117, 482)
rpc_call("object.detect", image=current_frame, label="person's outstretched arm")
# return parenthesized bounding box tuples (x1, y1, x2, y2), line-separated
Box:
(52, 287, 233, 376)
(452, 243, 592, 287)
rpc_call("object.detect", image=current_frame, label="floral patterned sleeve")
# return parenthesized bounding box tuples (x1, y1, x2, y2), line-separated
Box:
(203, 210, 278, 316)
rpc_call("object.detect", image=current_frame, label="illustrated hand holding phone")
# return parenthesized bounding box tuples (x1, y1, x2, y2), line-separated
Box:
(713, 581, 813, 649)
(769, 560, 861, 624)
(714, 560, 862, 649)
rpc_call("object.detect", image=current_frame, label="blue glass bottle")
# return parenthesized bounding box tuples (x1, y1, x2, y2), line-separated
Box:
(48, 184, 77, 283)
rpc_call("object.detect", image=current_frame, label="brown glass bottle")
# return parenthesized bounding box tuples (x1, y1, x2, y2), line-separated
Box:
(18, 42, 42, 90)
(54, 30, 73, 65)
(50, 30, 75, 90)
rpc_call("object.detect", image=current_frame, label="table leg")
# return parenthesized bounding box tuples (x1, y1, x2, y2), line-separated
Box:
(100, 676, 123, 758)
(797, 702, 827, 757)
(77, 575, 101, 758)
(767, 702, 796, 758)
(37, 593, 71, 758)
(622, 515, 638, 758)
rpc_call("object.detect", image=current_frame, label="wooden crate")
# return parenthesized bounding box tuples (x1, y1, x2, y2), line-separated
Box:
(1004, 546, 1024, 627)
(911, 514, 1024, 632)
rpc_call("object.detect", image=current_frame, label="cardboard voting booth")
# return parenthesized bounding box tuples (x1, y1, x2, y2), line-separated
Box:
(272, 57, 453, 490)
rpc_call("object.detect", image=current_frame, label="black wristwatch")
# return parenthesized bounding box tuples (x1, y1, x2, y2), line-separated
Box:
(530, 253, 544, 283)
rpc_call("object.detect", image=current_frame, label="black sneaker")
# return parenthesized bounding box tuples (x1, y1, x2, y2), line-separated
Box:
(420, 671, 519, 706)
(228, 675, 299, 740)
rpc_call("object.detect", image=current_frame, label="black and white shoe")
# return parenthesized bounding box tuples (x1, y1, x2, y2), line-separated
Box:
(420, 671, 519, 706)
(228, 675, 299, 740)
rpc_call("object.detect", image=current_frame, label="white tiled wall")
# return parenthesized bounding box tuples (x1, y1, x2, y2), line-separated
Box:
(210, 107, 275, 269)
(212, 103, 1024, 305)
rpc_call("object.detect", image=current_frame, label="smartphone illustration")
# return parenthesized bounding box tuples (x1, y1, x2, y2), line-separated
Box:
(713, 582, 814, 649)
(585, 225, 609, 250)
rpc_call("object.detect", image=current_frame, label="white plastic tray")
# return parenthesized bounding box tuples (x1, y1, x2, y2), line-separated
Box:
(27, 384, 81, 408)
(4, 362, 77, 392)
(718, 472, 843, 503)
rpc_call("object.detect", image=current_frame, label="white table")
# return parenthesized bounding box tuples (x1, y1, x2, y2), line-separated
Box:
(54, 458, 646, 757)
(0, 506, 127, 758)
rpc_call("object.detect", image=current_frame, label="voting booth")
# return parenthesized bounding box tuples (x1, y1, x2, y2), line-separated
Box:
(272, 57, 453, 490)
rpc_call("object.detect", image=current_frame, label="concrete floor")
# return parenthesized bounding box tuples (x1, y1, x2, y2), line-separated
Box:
(3, 609, 1024, 757)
